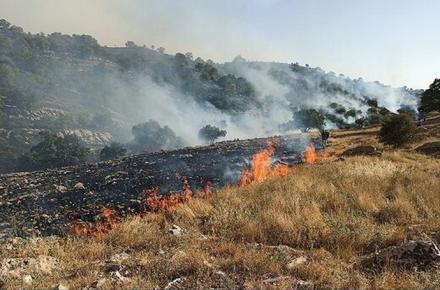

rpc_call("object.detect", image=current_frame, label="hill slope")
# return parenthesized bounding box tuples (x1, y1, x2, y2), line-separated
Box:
(1, 118, 439, 289)
(0, 19, 422, 173)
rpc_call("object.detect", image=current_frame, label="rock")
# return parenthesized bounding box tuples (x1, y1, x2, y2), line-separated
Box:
(57, 283, 69, 290)
(110, 270, 130, 283)
(362, 240, 440, 271)
(169, 224, 183, 236)
(108, 252, 130, 263)
(91, 277, 107, 288)
(286, 256, 308, 269)
(214, 270, 227, 277)
(415, 142, 440, 158)
(73, 182, 86, 190)
(54, 184, 67, 193)
(0, 255, 58, 278)
(296, 279, 314, 289)
(341, 145, 381, 157)
(22, 274, 33, 285)
(262, 276, 290, 284)
(164, 277, 186, 289)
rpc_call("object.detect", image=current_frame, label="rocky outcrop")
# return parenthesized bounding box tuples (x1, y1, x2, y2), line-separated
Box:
(361, 240, 440, 272)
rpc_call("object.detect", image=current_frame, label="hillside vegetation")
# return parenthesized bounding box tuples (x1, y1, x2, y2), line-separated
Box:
(0, 18, 423, 173)
(1, 123, 439, 289)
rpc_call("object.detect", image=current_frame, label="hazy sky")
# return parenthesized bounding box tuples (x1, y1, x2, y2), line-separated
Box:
(1, 0, 438, 89)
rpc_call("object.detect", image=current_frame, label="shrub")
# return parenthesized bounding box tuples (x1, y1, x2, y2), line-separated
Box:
(419, 78, 440, 114)
(378, 113, 416, 147)
(292, 108, 325, 131)
(129, 120, 184, 153)
(198, 125, 226, 143)
(99, 142, 127, 161)
(19, 131, 90, 170)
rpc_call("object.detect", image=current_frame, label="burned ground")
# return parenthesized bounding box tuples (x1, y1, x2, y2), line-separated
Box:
(0, 135, 315, 238)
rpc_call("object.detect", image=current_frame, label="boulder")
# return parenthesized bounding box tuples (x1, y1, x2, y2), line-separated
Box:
(341, 145, 381, 157)
(362, 240, 440, 271)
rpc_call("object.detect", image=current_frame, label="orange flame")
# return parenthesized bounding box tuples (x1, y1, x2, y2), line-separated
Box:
(144, 177, 190, 212)
(303, 145, 318, 164)
(69, 206, 118, 240)
(240, 140, 289, 187)
(197, 181, 215, 198)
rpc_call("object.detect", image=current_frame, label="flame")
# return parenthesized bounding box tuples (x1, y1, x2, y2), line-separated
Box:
(144, 177, 193, 213)
(197, 181, 214, 198)
(70, 206, 118, 240)
(303, 145, 318, 164)
(240, 140, 289, 187)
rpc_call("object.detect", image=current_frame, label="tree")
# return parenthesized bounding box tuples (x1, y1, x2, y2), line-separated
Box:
(419, 78, 440, 114)
(198, 125, 226, 143)
(292, 108, 325, 131)
(130, 120, 184, 153)
(99, 142, 127, 161)
(378, 113, 416, 147)
(125, 41, 137, 48)
(19, 131, 90, 170)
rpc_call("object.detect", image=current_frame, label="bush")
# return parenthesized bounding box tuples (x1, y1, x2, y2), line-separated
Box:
(19, 131, 90, 170)
(99, 142, 127, 161)
(129, 120, 184, 153)
(198, 125, 226, 143)
(419, 78, 440, 114)
(378, 113, 416, 147)
(292, 108, 325, 131)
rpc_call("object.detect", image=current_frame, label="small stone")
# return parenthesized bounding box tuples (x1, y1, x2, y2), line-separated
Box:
(287, 256, 308, 269)
(110, 270, 130, 283)
(73, 182, 85, 190)
(54, 184, 67, 193)
(22, 274, 33, 285)
(164, 277, 185, 290)
(95, 277, 107, 288)
(169, 224, 183, 236)
(57, 283, 69, 290)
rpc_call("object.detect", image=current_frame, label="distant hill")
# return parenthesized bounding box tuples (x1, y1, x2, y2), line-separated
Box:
(0, 18, 422, 172)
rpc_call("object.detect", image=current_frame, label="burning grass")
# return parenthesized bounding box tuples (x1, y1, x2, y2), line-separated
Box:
(1, 150, 440, 289)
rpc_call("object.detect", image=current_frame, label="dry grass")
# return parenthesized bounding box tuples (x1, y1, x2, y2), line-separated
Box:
(1, 149, 439, 289)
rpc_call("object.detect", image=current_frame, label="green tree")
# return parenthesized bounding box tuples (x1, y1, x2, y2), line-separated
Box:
(99, 142, 127, 161)
(198, 125, 227, 143)
(419, 78, 440, 114)
(19, 131, 90, 170)
(292, 108, 325, 131)
(378, 113, 416, 147)
(130, 120, 184, 153)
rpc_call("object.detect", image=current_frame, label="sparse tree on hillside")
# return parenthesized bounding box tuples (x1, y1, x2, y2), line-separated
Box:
(292, 108, 325, 131)
(198, 125, 227, 143)
(419, 78, 440, 114)
(19, 131, 90, 170)
(130, 120, 184, 153)
(379, 113, 416, 147)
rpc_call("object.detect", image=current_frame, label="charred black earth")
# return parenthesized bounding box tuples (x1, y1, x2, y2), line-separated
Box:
(0, 135, 318, 238)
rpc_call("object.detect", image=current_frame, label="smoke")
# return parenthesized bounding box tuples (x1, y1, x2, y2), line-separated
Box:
(51, 54, 418, 148)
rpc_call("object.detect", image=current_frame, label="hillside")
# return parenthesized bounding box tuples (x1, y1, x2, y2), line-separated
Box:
(0, 19, 422, 173)
(0, 114, 439, 289)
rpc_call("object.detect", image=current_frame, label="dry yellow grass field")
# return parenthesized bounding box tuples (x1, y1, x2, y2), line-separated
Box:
(1, 118, 440, 289)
